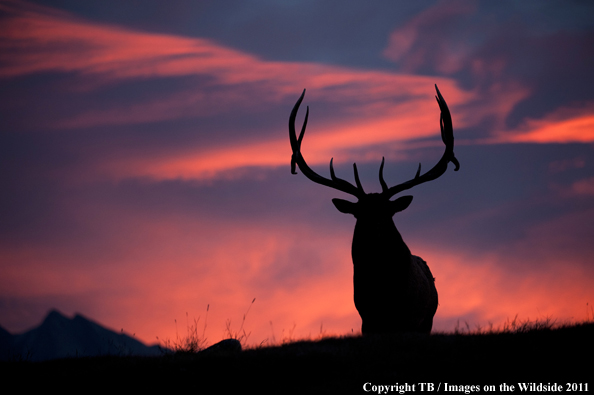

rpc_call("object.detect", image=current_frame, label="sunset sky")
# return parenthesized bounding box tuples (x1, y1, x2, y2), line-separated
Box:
(1, 0, 593, 347)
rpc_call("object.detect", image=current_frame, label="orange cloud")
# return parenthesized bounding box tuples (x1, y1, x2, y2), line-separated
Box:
(486, 102, 594, 145)
(505, 113, 594, 144)
(4, 0, 592, 152)
(409, 246, 593, 332)
(3, 199, 591, 346)
(0, 205, 358, 345)
(7, 0, 572, 186)
(0, 1, 459, 101)
(109, 99, 468, 181)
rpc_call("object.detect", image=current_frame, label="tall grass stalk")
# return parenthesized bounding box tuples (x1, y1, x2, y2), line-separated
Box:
(158, 305, 209, 354)
(225, 298, 256, 347)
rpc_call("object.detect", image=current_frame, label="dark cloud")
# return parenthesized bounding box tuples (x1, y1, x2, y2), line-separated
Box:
(402, 143, 594, 271)
(383, 0, 594, 127)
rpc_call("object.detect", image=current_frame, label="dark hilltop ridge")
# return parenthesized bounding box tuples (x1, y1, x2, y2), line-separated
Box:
(0, 309, 160, 361)
(2, 311, 592, 393)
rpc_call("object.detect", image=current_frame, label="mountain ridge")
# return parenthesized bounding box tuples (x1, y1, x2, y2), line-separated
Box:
(0, 309, 161, 361)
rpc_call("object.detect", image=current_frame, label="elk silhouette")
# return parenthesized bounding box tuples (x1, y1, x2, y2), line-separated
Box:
(288, 85, 459, 334)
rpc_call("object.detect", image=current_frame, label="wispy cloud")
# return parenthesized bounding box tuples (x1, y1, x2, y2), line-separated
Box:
(4, 0, 592, 187)
(502, 108, 594, 144)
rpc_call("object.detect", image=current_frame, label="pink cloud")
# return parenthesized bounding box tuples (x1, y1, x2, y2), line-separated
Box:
(487, 102, 594, 145)
(107, 92, 470, 181)
(1, 1, 451, 98)
(0, 0, 255, 80)
(503, 113, 594, 144)
(5, 220, 590, 345)
(9, 0, 587, 187)
(0, 204, 359, 344)
(3, 184, 592, 346)
(412, 247, 593, 332)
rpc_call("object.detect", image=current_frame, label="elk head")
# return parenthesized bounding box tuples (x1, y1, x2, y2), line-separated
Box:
(288, 85, 459, 334)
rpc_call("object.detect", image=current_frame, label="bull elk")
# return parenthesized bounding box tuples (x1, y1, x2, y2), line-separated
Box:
(288, 85, 459, 334)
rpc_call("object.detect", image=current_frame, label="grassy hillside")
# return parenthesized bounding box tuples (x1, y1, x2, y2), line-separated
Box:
(4, 322, 592, 393)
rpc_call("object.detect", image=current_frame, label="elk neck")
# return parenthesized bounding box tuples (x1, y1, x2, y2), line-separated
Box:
(350, 214, 412, 270)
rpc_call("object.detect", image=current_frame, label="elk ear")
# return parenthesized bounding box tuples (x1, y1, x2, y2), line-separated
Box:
(332, 198, 357, 215)
(390, 195, 413, 216)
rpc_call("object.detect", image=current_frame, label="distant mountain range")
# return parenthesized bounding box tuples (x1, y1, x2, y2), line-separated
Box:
(0, 310, 162, 361)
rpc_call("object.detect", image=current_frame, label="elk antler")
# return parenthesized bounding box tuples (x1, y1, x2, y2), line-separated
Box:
(380, 84, 460, 198)
(289, 89, 365, 198)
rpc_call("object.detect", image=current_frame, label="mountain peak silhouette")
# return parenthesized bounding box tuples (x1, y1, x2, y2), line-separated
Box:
(1, 309, 160, 361)
(41, 309, 69, 326)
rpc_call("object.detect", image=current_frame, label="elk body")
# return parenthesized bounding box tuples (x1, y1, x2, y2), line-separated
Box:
(289, 85, 459, 334)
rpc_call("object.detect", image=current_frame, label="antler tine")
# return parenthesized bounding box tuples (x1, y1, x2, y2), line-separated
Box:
(382, 84, 460, 198)
(289, 90, 307, 175)
(289, 90, 364, 198)
(353, 163, 365, 194)
(379, 157, 388, 193)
